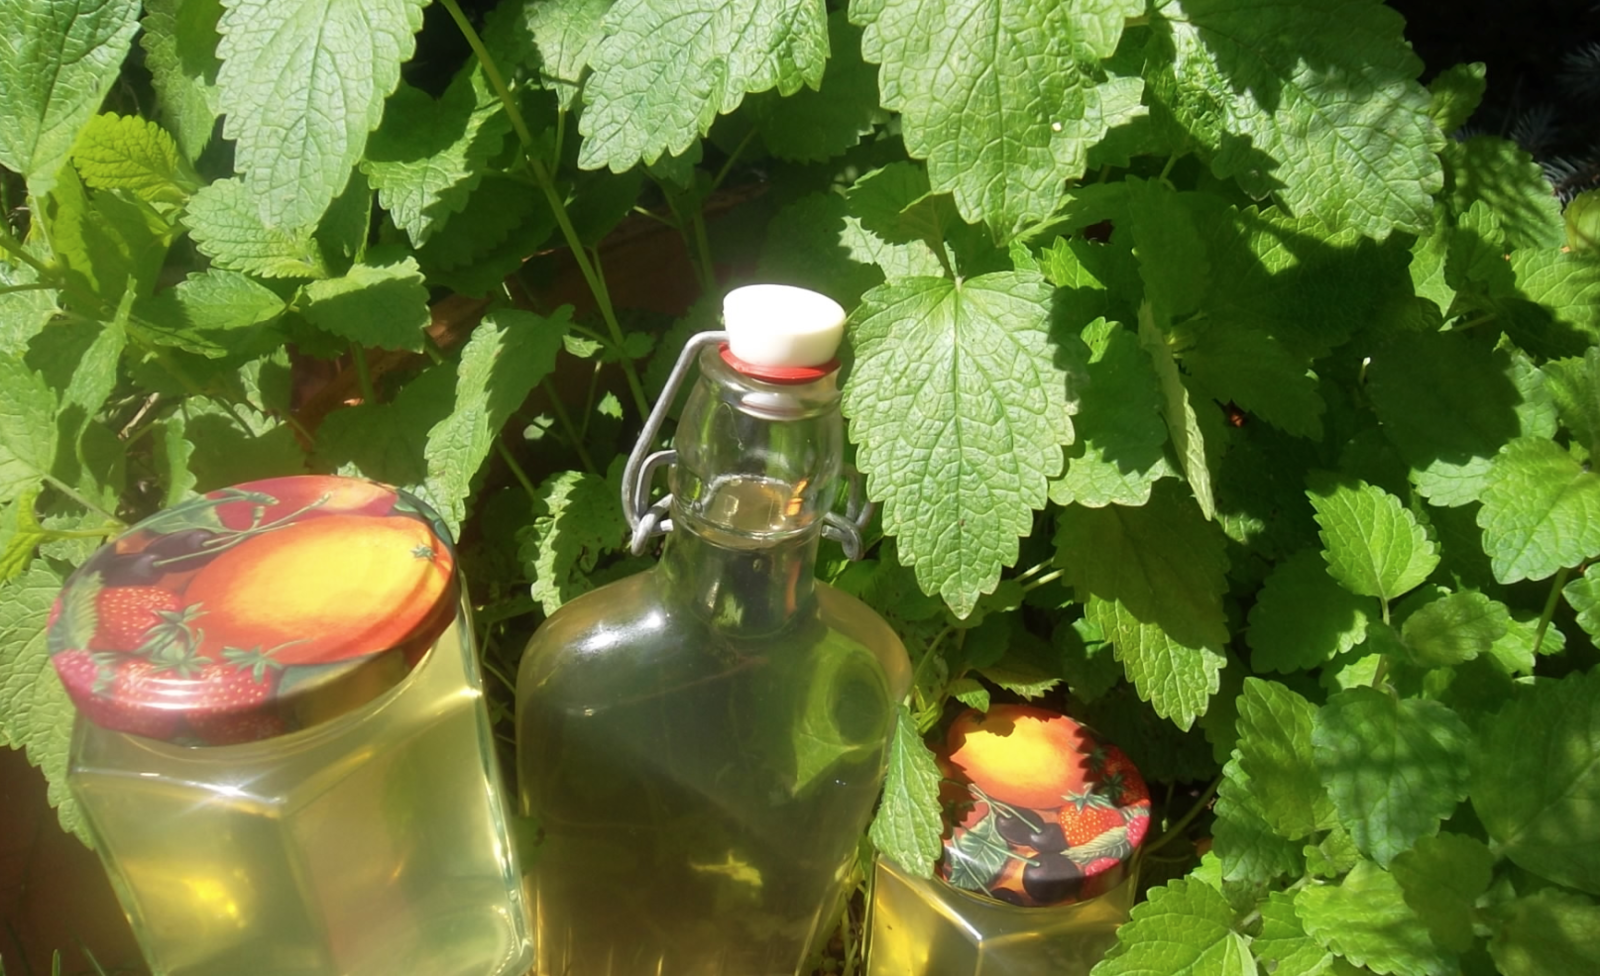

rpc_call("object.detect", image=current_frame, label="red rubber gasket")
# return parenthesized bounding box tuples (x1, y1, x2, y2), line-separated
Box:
(719, 344, 839, 384)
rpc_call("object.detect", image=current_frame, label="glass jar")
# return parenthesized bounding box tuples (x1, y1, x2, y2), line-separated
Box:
(49, 476, 531, 976)
(867, 705, 1149, 976)
(516, 286, 912, 976)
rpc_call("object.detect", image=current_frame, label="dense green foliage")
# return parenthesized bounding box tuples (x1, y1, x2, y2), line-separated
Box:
(2, 0, 1599, 972)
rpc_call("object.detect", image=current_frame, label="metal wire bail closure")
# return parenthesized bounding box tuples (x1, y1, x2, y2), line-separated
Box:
(620, 331, 873, 559)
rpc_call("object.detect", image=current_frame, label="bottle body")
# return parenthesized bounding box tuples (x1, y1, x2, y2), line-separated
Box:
(517, 548, 907, 976)
(69, 609, 532, 976)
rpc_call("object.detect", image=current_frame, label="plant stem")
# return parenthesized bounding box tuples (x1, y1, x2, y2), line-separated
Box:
(350, 342, 377, 404)
(541, 376, 598, 473)
(0, 225, 56, 279)
(688, 205, 718, 296)
(709, 129, 756, 195)
(1021, 567, 1064, 592)
(0, 281, 56, 295)
(1141, 774, 1221, 859)
(1533, 565, 1573, 657)
(1370, 655, 1391, 689)
(441, 0, 652, 420)
(1014, 559, 1053, 582)
(43, 474, 123, 527)
(496, 438, 540, 505)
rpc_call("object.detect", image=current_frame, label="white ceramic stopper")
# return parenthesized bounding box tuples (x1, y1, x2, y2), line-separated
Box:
(722, 284, 845, 368)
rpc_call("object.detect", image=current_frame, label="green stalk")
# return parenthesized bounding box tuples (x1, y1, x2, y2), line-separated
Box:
(1533, 565, 1573, 657)
(541, 377, 598, 474)
(0, 281, 56, 296)
(688, 205, 718, 297)
(439, 0, 652, 420)
(350, 342, 377, 404)
(709, 129, 756, 195)
(0, 225, 58, 279)
(496, 439, 541, 505)
(1140, 773, 1221, 859)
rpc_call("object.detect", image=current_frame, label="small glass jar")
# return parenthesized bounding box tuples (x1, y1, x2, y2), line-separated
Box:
(867, 705, 1148, 976)
(49, 476, 531, 976)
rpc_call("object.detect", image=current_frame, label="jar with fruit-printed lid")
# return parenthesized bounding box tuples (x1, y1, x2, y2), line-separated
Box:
(867, 704, 1150, 976)
(48, 476, 531, 976)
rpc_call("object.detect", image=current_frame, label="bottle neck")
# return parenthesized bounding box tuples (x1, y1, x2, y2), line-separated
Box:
(660, 347, 843, 635)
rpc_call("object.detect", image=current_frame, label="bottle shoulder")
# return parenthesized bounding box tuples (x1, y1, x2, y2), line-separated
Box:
(814, 581, 912, 700)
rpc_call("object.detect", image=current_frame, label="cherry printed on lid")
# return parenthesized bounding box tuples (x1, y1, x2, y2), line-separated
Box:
(48, 476, 459, 746)
(936, 704, 1151, 908)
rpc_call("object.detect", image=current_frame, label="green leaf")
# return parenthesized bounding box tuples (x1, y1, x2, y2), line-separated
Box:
(181, 396, 305, 491)
(516, 0, 612, 112)
(361, 72, 512, 248)
(1055, 616, 1121, 703)
(1212, 750, 1303, 883)
(0, 253, 58, 358)
(1542, 348, 1600, 455)
(1086, 596, 1224, 732)
(853, 0, 1144, 238)
(1308, 478, 1439, 601)
(1398, 590, 1509, 668)
(71, 112, 196, 208)
(1367, 332, 1528, 508)
(1254, 890, 1334, 976)
(1426, 62, 1485, 134)
(1565, 575, 1600, 646)
(140, 0, 224, 162)
(1139, 303, 1213, 518)
(0, 491, 45, 584)
(750, 11, 882, 163)
(868, 702, 943, 878)
(0, 354, 58, 504)
(47, 316, 126, 491)
(1182, 325, 1324, 441)
(1055, 482, 1230, 651)
(0, 564, 89, 843)
(1442, 135, 1565, 250)
(1148, 0, 1440, 240)
(1050, 320, 1175, 509)
(518, 470, 627, 614)
(1091, 877, 1253, 976)
(1305, 824, 1362, 880)
(1313, 689, 1472, 866)
(424, 309, 570, 534)
(1509, 248, 1600, 350)
(301, 256, 430, 352)
(577, 0, 827, 172)
(136, 269, 288, 358)
(182, 177, 328, 278)
(1389, 832, 1493, 955)
(1124, 177, 1210, 319)
(1248, 548, 1377, 674)
(0, 0, 142, 197)
(215, 0, 428, 229)
(1235, 678, 1336, 840)
(757, 192, 933, 309)
(1477, 436, 1600, 584)
(1473, 668, 1600, 896)
(843, 272, 1074, 617)
(155, 414, 198, 508)
(43, 167, 171, 308)
(1296, 860, 1455, 976)
(314, 365, 453, 492)
(1487, 889, 1600, 976)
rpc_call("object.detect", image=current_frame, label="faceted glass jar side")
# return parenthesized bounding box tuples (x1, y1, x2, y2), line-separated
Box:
(69, 610, 532, 976)
(867, 857, 1135, 976)
(516, 349, 911, 976)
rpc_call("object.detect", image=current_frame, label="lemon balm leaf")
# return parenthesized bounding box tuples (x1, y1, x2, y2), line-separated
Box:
(577, 0, 829, 173)
(1478, 437, 1600, 584)
(215, 0, 429, 229)
(1148, 0, 1441, 241)
(853, 0, 1145, 239)
(1308, 478, 1438, 601)
(1092, 878, 1254, 976)
(843, 272, 1075, 617)
(0, 0, 142, 198)
(868, 702, 944, 877)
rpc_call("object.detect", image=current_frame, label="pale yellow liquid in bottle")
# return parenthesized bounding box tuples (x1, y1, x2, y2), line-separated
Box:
(868, 858, 1133, 976)
(69, 617, 531, 976)
(517, 544, 909, 976)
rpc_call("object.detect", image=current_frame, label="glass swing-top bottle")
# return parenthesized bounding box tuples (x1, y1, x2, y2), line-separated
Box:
(515, 285, 912, 975)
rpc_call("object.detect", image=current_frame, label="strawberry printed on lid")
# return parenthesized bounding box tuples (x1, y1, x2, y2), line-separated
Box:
(48, 476, 459, 746)
(936, 704, 1150, 908)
